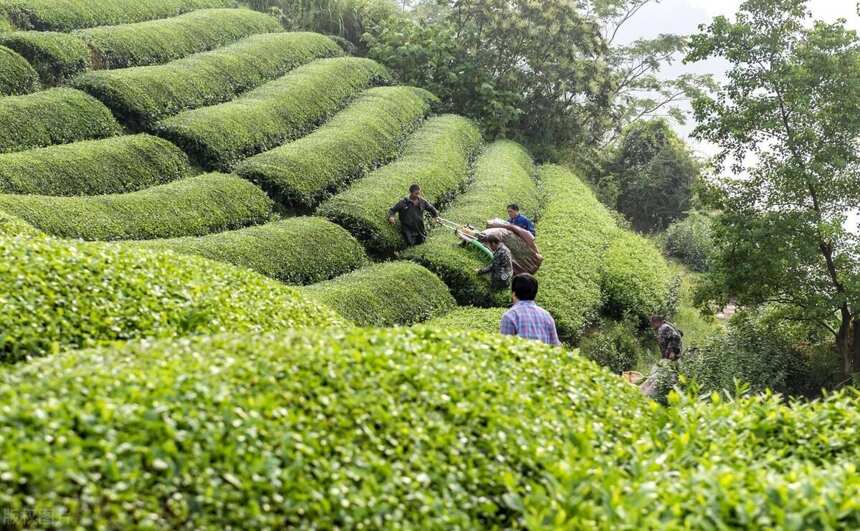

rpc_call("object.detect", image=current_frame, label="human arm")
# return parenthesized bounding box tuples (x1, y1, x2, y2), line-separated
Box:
(388, 199, 405, 224)
(423, 199, 439, 220)
(500, 312, 517, 336)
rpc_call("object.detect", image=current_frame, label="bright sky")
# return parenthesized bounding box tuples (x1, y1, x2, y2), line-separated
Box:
(616, 0, 859, 229)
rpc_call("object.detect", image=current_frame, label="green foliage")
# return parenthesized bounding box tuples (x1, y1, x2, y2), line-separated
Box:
(580, 320, 641, 374)
(0, 31, 90, 85)
(318, 114, 482, 256)
(0, 87, 121, 154)
(0, 209, 38, 236)
(688, 0, 860, 375)
(0, 134, 191, 195)
(0, 0, 235, 31)
(365, 0, 612, 157)
(0, 173, 273, 240)
(238, 85, 436, 209)
(534, 164, 619, 341)
(78, 8, 282, 69)
(403, 140, 538, 307)
(301, 261, 455, 326)
(594, 119, 699, 232)
(601, 231, 673, 320)
(157, 57, 389, 170)
(137, 217, 368, 284)
(73, 32, 341, 129)
(0, 327, 652, 527)
(664, 211, 713, 272)
(420, 306, 505, 334)
(0, 234, 343, 362)
(0, 43, 35, 95)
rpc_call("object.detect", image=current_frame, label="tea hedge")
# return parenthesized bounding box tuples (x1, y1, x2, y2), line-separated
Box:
(601, 231, 673, 319)
(0, 31, 90, 85)
(0, 209, 38, 236)
(238, 86, 436, 210)
(156, 57, 390, 170)
(137, 217, 368, 284)
(0, 0, 235, 31)
(0, 44, 36, 95)
(0, 173, 273, 240)
(319, 114, 482, 256)
(0, 328, 656, 527)
(403, 140, 539, 307)
(78, 9, 282, 69)
(74, 32, 342, 129)
(0, 87, 121, 153)
(301, 261, 455, 326)
(0, 134, 190, 195)
(420, 306, 505, 334)
(0, 234, 343, 362)
(534, 164, 620, 342)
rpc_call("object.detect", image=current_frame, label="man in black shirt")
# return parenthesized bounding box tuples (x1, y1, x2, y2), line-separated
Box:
(388, 184, 440, 246)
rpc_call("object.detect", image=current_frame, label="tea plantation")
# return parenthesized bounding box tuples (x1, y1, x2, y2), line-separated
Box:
(0, 2, 856, 528)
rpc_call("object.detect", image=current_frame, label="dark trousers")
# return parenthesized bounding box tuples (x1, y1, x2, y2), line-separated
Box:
(402, 226, 427, 246)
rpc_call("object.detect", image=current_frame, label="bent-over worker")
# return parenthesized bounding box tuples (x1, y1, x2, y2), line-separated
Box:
(650, 315, 683, 361)
(388, 183, 439, 246)
(475, 233, 513, 290)
(500, 274, 560, 346)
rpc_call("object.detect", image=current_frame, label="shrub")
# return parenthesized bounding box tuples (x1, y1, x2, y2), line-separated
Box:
(525, 165, 616, 342)
(73, 32, 342, 129)
(136, 217, 368, 284)
(0, 327, 653, 527)
(403, 140, 538, 307)
(0, 173, 273, 240)
(579, 320, 642, 374)
(0, 87, 121, 153)
(1, 0, 235, 31)
(0, 31, 90, 85)
(0, 134, 190, 195)
(0, 234, 343, 362)
(301, 261, 455, 326)
(318, 114, 482, 256)
(601, 231, 673, 320)
(419, 306, 505, 334)
(0, 209, 38, 236)
(238, 86, 436, 210)
(0, 44, 36, 95)
(664, 211, 713, 272)
(77, 9, 282, 69)
(156, 56, 389, 170)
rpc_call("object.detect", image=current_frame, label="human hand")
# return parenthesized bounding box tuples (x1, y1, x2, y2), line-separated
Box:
(388, 216, 396, 225)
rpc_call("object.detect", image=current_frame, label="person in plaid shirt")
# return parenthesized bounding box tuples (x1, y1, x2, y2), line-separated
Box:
(500, 274, 561, 346)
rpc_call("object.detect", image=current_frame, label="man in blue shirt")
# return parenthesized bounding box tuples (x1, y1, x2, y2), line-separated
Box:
(507, 204, 536, 236)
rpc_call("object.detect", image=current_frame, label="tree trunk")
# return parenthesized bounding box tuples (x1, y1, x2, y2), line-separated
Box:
(836, 306, 853, 376)
(852, 318, 860, 376)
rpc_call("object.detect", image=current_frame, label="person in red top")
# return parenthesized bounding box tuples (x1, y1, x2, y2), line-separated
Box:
(500, 274, 560, 346)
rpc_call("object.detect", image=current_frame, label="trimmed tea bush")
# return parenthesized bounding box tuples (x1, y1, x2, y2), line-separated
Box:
(579, 320, 642, 374)
(0, 44, 37, 95)
(0, 327, 653, 527)
(403, 140, 538, 307)
(0, 173, 273, 240)
(238, 86, 436, 210)
(534, 164, 620, 341)
(1, 0, 234, 31)
(301, 261, 455, 326)
(0, 87, 121, 153)
(0, 31, 90, 85)
(137, 217, 368, 284)
(0, 209, 38, 236)
(78, 9, 282, 69)
(0, 134, 190, 195)
(601, 231, 673, 319)
(156, 57, 390, 170)
(420, 306, 505, 334)
(319, 114, 482, 256)
(74, 32, 342, 129)
(0, 234, 343, 362)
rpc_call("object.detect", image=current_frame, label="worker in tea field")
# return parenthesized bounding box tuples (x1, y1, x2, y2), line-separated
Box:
(650, 315, 684, 360)
(388, 183, 440, 246)
(506, 203, 536, 236)
(475, 233, 513, 290)
(500, 274, 560, 346)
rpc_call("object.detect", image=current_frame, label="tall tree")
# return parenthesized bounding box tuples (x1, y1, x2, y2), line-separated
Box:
(688, 0, 860, 374)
